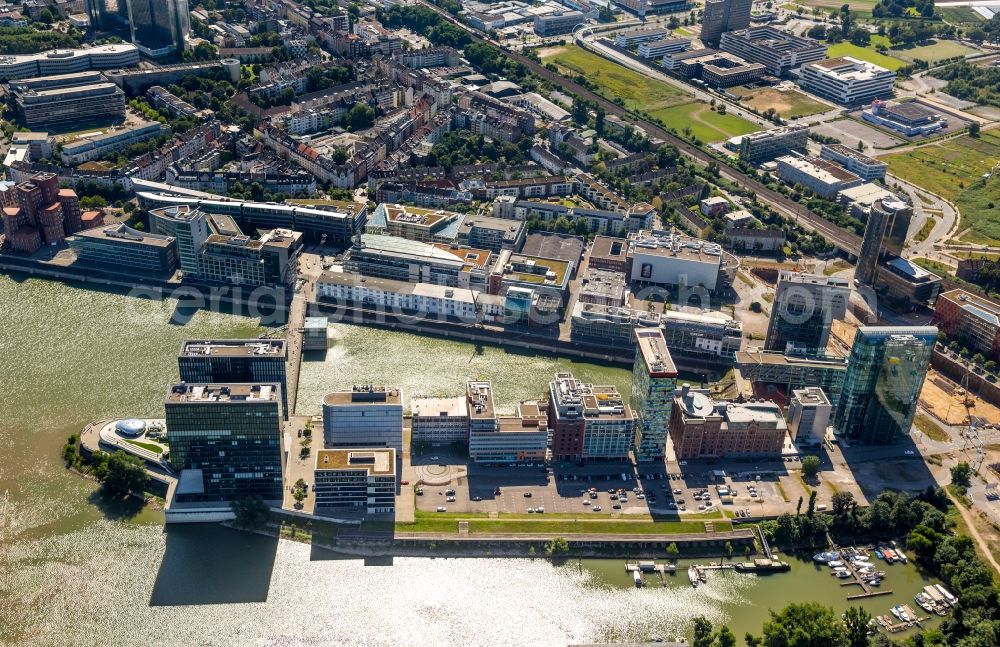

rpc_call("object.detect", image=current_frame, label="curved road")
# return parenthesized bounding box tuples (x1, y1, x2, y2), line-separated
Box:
(417, 1, 863, 255)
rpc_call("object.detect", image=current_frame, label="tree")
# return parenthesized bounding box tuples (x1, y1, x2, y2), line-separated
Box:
(102, 450, 149, 497)
(714, 626, 737, 647)
(725, 541, 734, 560)
(802, 455, 821, 480)
(951, 462, 972, 488)
(843, 606, 872, 647)
(293, 477, 308, 504)
(544, 536, 569, 557)
(757, 602, 849, 647)
(692, 616, 714, 647)
(796, 495, 804, 517)
(231, 496, 270, 530)
(666, 542, 680, 561)
(807, 490, 817, 519)
(968, 122, 981, 138)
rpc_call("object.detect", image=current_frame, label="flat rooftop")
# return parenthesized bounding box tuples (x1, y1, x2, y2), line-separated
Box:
(777, 155, 862, 184)
(777, 271, 850, 289)
(591, 235, 629, 261)
(628, 231, 725, 265)
(467, 380, 496, 420)
(315, 448, 396, 475)
(735, 348, 848, 367)
(635, 328, 678, 377)
(431, 243, 494, 271)
(504, 254, 572, 286)
(180, 339, 286, 358)
(74, 223, 174, 247)
(166, 382, 279, 403)
(323, 385, 402, 406)
(411, 396, 468, 418)
(384, 203, 460, 228)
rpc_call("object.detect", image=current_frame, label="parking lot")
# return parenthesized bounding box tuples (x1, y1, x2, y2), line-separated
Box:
(410, 452, 831, 519)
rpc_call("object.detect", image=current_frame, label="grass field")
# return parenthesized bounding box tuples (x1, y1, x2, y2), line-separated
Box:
(826, 42, 906, 71)
(882, 132, 1000, 244)
(936, 7, 984, 26)
(542, 45, 757, 143)
(649, 102, 758, 143)
(542, 45, 691, 113)
(914, 413, 950, 442)
(892, 39, 978, 63)
(733, 86, 832, 119)
(395, 510, 733, 535)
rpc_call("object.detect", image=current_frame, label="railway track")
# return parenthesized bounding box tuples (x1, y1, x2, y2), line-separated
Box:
(416, 1, 863, 255)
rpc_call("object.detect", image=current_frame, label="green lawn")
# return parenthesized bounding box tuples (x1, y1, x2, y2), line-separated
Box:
(881, 132, 1000, 244)
(936, 7, 984, 26)
(542, 44, 691, 113)
(826, 42, 905, 71)
(915, 413, 950, 442)
(124, 439, 163, 454)
(649, 102, 759, 143)
(542, 44, 756, 143)
(891, 39, 978, 63)
(396, 511, 733, 535)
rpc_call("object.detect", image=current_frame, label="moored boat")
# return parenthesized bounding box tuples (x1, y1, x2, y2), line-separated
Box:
(813, 551, 839, 563)
(688, 566, 699, 587)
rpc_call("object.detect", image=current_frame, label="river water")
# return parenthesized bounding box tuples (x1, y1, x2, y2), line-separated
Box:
(0, 276, 941, 645)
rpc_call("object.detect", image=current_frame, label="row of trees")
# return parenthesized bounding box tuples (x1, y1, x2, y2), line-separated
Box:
(62, 435, 150, 499)
(691, 603, 874, 647)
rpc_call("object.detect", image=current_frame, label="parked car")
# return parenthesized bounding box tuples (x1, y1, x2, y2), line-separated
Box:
(436, 506, 447, 512)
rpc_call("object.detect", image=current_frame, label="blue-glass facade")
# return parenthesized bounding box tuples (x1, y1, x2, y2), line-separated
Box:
(834, 326, 936, 444)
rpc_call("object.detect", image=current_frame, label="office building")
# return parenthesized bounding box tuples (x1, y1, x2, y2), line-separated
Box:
(631, 328, 678, 462)
(579, 268, 627, 307)
(457, 214, 526, 252)
(86, 0, 130, 30)
(137, 190, 364, 244)
(787, 387, 832, 445)
(628, 230, 726, 292)
(611, 0, 688, 18)
(819, 144, 887, 182)
(735, 349, 849, 405)
(570, 303, 662, 350)
(302, 317, 329, 351)
(313, 448, 396, 516)
(589, 235, 632, 273)
(661, 309, 744, 359)
(322, 385, 403, 452)
(800, 57, 895, 106)
(148, 205, 210, 277)
(165, 382, 283, 503)
(862, 99, 947, 137)
(614, 28, 671, 47)
(466, 381, 548, 464)
(775, 155, 863, 199)
(738, 125, 809, 165)
(638, 37, 691, 59)
(367, 203, 465, 244)
(127, 0, 190, 59)
(533, 11, 584, 36)
(0, 44, 139, 79)
(11, 73, 126, 130)
(701, 0, 752, 45)
(69, 223, 178, 275)
(411, 397, 469, 446)
(934, 289, 1000, 362)
(669, 384, 787, 459)
(177, 339, 288, 419)
(719, 27, 826, 74)
(765, 272, 850, 355)
(197, 228, 301, 289)
(60, 122, 166, 165)
(316, 272, 504, 323)
(856, 197, 910, 286)
(676, 50, 767, 88)
(875, 256, 942, 307)
(548, 372, 636, 462)
(834, 326, 936, 444)
(343, 234, 492, 290)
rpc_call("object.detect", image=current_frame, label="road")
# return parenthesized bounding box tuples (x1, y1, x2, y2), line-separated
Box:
(945, 487, 1000, 578)
(415, 0, 864, 256)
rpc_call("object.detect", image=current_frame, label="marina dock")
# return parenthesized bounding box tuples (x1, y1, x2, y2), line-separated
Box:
(625, 561, 677, 585)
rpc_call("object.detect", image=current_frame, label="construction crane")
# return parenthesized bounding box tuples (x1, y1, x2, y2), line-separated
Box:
(957, 366, 986, 472)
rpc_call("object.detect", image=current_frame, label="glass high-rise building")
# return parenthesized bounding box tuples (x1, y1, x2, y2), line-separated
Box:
(86, 0, 130, 30)
(165, 383, 284, 503)
(834, 326, 936, 444)
(126, 0, 190, 58)
(178, 340, 288, 419)
(631, 328, 678, 462)
(765, 272, 850, 356)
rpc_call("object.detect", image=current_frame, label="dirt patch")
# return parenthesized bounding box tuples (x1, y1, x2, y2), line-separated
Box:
(920, 369, 1000, 426)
